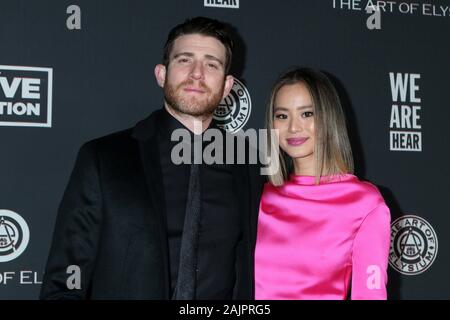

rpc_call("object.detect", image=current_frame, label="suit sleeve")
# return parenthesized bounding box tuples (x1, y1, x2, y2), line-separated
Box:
(351, 203, 391, 300)
(40, 142, 103, 299)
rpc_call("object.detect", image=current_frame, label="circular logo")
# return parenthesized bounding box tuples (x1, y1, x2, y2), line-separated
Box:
(0, 209, 30, 263)
(389, 215, 438, 275)
(213, 78, 251, 133)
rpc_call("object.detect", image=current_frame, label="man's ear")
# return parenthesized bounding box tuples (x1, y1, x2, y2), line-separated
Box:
(154, 64, 166, 88)
(222, 75, 235, 98)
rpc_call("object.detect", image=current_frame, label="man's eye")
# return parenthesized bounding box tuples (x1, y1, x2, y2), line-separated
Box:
(302, 111, 314, 118)
(207, 63, 219, 69)
(178, 58, 190, 63)
(275, 114, 287, 120)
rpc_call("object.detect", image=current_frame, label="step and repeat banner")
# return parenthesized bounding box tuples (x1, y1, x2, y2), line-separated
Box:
(1, 0, 449, 299)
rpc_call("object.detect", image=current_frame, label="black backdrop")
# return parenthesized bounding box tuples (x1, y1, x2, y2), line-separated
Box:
(1, 0, 449, 299)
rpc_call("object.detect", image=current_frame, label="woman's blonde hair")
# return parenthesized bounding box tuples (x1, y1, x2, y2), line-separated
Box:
(266, 67, 354, 186)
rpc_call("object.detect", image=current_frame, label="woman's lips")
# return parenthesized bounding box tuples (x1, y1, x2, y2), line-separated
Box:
(286, 137, 308, 146)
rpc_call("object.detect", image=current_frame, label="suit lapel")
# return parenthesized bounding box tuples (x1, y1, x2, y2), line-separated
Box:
(248, 163, 264, 248)
(231, 139, 265, 299)
(132, 110, 171, 298)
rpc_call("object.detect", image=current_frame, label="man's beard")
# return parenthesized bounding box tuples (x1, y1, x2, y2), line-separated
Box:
(164, 78, 225, 117)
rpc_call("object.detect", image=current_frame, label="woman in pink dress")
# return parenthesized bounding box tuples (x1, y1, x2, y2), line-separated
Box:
(255, 68, 391, 300)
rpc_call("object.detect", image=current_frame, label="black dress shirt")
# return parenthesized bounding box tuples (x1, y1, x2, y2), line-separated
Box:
(157, 108, 241, 299)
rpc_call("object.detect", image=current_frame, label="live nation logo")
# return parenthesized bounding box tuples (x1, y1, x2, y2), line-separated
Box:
(389, 72, 422, 151)
(0, 65, 53, 127)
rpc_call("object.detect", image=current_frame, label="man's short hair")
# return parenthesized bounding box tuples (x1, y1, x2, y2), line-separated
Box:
(162, 16, 234, 74)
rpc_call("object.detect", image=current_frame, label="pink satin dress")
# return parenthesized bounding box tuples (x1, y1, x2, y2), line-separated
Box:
(255, 174, 390, 300)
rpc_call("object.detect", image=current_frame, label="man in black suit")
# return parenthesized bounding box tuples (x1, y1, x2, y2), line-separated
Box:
(40, 17, 264, 299)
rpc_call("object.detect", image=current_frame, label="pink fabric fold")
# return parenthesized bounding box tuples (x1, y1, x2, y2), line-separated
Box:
(255, 174, 391, 300)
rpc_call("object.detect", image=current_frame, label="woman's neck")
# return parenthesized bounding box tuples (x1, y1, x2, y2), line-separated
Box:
(293, 158, 315, 176)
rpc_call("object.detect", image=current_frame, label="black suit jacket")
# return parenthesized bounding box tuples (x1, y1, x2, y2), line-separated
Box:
(40, 109, 264, 299)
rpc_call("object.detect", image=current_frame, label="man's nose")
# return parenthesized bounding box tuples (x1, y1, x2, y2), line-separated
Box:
(190, 61, 204, 80)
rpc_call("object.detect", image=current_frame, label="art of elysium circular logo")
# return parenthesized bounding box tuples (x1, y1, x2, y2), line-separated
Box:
(213, 78, 251, 134)
(0, 209, 30, 262)
(389, 215, 438, 275)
